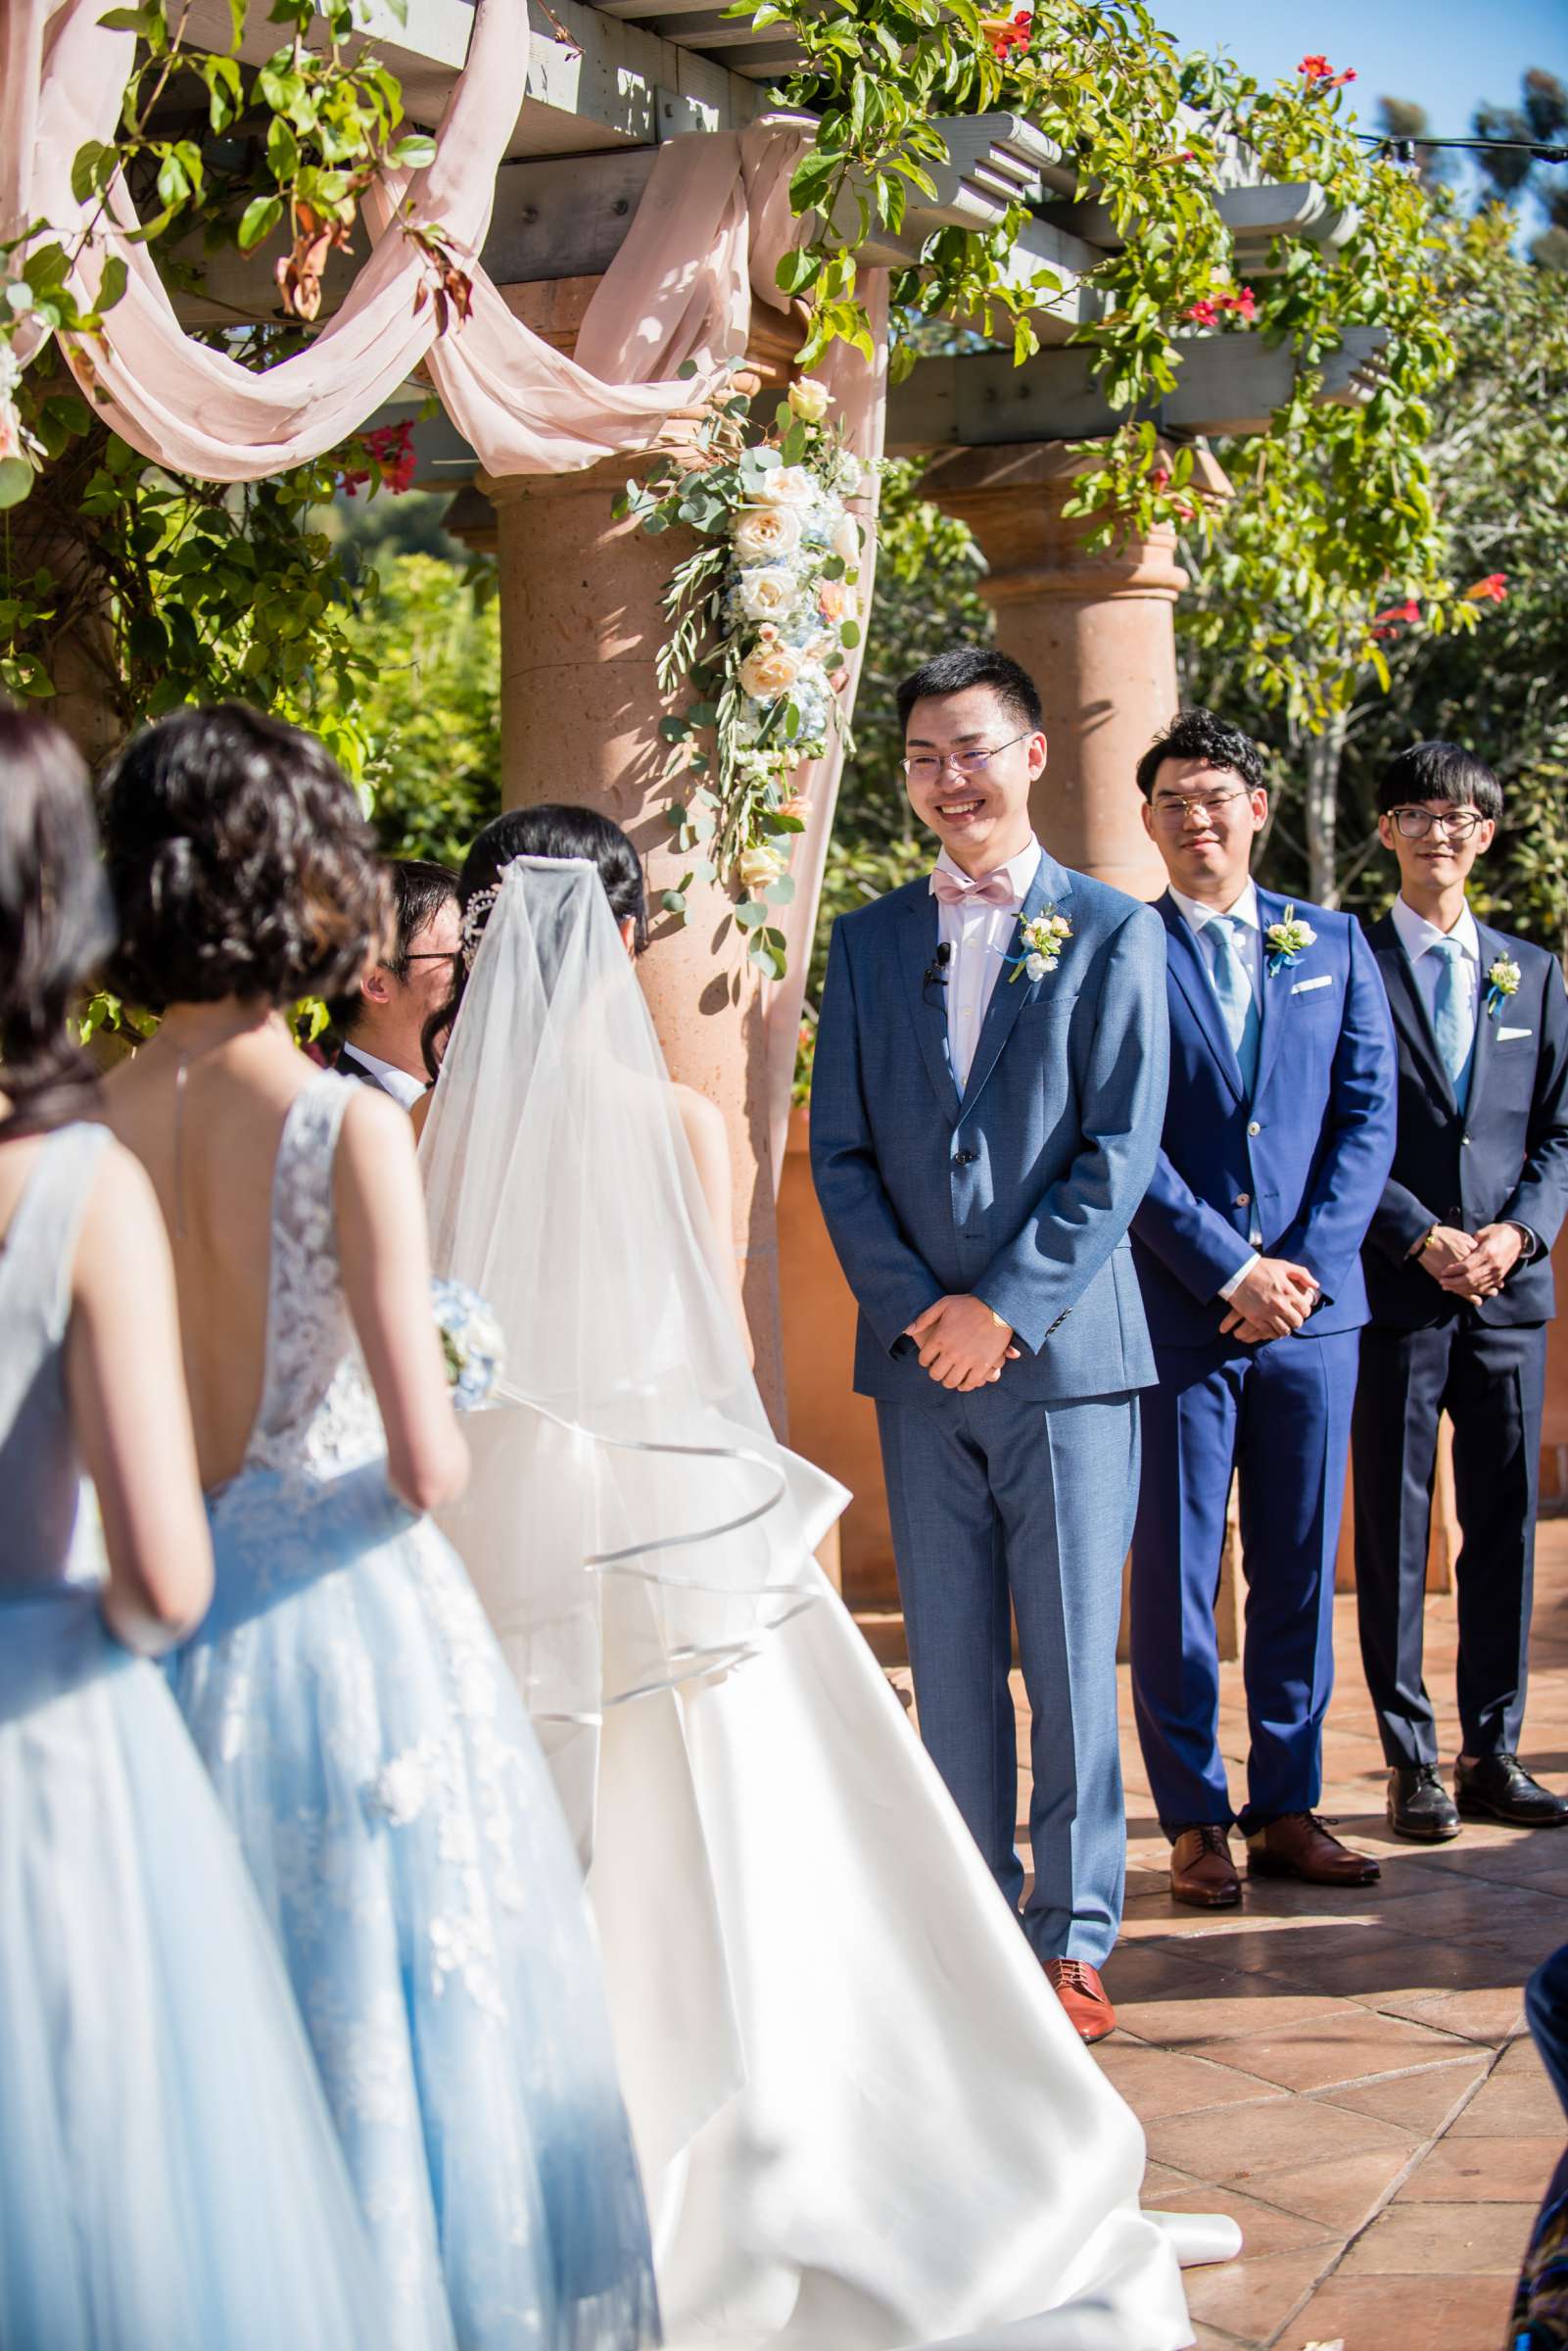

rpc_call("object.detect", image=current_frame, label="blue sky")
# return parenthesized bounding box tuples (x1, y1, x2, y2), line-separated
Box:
(1152, 0, 1567, 222)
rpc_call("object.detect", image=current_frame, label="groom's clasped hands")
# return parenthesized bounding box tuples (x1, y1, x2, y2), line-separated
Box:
(903, 1293, 1021, 1390)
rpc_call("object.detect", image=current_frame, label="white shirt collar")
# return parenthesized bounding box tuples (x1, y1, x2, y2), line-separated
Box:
(931, 836, 1043, 905)
(1391, 893, 1480, 967)
(341, 1041, 426, 1110)
(1168, 878, 1259, 935)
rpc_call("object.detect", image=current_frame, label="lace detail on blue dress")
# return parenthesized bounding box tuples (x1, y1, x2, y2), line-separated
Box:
(0, 1123, 386, 2350)
(172, 1074, 660, 2351)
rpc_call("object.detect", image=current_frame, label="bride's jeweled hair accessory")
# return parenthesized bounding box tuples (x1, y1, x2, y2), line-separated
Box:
(458, 882, 503, 970)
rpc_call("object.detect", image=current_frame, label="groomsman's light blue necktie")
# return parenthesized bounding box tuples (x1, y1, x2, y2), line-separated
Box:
(1429, 934, 1475, 1110)
(1207, 915, 1261, 1095)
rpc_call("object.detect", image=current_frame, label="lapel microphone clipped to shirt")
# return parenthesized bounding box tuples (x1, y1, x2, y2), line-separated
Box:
(925, 942, 952, 988)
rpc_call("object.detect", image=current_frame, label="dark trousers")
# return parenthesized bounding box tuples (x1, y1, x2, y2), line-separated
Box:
(1352, 1317, 1545, 1768)
(1129, 1329, 1359, 1840)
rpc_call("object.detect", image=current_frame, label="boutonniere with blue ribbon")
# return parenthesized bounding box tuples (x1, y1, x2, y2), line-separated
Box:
(1007, 906, 1072, 984)
(1263, 904, 1317, 979)
(1485, 954, 1522, 1019)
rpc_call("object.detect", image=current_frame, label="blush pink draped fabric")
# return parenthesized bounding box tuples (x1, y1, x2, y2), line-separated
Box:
(2, 0, 817, 476)
(2, 0, 886, 1164)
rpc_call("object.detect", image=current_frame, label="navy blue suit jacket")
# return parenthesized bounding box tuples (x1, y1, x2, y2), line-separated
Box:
(809, 848, 1168, 1406)
(1131, 888, 1397, 1348)
(1361, 911, 1568, 1328)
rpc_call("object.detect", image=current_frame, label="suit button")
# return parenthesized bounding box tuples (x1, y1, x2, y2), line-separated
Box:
(954, 1147, 978, 1167)
(1247, 1120, 1261, 1136)
(1462, 1134, 1473, 1147)
(1235, 1191, 1251, 1207)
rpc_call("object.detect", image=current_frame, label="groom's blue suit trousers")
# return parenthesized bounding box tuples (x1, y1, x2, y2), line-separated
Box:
(876, 1385, 1139, 1970)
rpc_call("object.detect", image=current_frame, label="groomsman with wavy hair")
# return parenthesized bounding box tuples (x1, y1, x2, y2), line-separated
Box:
(1128, 710, 1397, 1909)
(1354, 743, 1568, 1842)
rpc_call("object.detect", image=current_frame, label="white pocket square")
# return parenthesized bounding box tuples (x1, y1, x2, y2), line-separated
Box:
(1498, 1026, 1534, 1041)
(1291, 973, 1333, 994)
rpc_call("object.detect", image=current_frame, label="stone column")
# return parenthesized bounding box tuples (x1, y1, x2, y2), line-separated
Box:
(923, 440, 1229, 903)
(478, 286, 804, 1430)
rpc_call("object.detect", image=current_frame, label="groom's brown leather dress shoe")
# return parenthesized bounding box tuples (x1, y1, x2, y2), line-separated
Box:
(1246, 1811, 1381, 1886)
(1044, 1957, 1117, 2043)
(1169, 1824, 1241, 1908)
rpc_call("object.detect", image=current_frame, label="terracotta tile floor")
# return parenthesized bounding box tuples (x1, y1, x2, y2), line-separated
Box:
(1036, 1518, 1568, 2349)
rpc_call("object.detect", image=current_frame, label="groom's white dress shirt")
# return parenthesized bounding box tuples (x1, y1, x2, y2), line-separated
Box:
(931, 837, 1042, 1091)
(340, 1041, 426, 1109)
(1168, 880, 1264, 1299)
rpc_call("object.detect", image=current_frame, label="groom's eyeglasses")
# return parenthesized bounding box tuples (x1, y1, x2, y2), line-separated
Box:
(1388, 805, 1485, 840)
(902, 732, 1029, 785)
(402, 950, 462, 964)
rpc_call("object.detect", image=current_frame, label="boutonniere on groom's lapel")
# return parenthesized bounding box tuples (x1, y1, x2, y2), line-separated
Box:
(1485, 954, 1522, 1019)
(1007, 906, 1072, 984)
(1263, 904, 1317, 979)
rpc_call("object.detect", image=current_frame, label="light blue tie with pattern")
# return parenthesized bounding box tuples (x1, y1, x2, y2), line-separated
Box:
(1207, 915, 1261, 1096)
(1429, 935, 1474, 1110)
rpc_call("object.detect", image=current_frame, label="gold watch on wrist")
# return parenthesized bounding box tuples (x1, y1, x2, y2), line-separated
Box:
(1418, 1225, 1442, 1257)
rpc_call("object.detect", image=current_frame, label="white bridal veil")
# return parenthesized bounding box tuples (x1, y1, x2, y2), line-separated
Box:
(420, 858, 844, 1839)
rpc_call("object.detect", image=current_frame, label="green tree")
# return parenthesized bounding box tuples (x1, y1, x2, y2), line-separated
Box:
(331, 551, 502, 868)
(1179, 204, 1568, 949)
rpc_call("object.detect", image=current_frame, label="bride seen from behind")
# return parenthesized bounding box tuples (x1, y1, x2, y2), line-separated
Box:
(0, 707, 384, 2349)
(420, 807, 1241, 2351)
(99, 708, 660, 2351)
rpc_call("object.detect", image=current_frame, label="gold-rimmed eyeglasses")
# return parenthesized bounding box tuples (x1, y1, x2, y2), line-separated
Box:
(1149, 789, 1251, 825)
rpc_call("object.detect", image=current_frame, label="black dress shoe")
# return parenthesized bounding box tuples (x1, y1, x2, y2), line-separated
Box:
(1454, 1753, 1568, 1829)
(1388, 1764, 1460, 1842)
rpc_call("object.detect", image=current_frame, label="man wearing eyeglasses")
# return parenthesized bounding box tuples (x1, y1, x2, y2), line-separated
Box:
(325, 857, 460, 1107)
(1127, 709, 1396, 1910)
(811, 647, 1169, 2043)
(1354, 743, 1568, 1841)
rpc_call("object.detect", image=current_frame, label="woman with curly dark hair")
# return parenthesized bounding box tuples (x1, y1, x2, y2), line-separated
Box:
(101, 705, 660, 2351)
(0, 707, 387, 2349)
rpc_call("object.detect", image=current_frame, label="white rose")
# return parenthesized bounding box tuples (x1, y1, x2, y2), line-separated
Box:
(755, 465, 814, 509)
(733, 504, 802, 563)
(737, 843, 785, 893)
(737, 642, 801, 699)
(787, 378, 831, 423)
(832, 513, 862, 567)
(737, 565, 801, 623)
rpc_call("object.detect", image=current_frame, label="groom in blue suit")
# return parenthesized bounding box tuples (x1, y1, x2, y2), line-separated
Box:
(1128, 709, 1397, 1908)
(811, 648, 1168, 2043)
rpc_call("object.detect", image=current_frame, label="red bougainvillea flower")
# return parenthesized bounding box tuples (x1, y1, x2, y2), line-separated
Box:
(1371, 598, 1422, 638)
(1464, 573, 1507, 603)
(1151, 465, 1171, 491)
(1219, 285, 1258, 321)
(362, 420, 418, 495)
(1299, 53, 1356, 86)
(1186, 298, 1219, 327)
(982, 9, 1031, 57)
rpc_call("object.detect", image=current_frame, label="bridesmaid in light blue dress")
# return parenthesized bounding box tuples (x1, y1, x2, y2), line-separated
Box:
(0, 709, 384, 2350)
(100, 705, 659, 2351)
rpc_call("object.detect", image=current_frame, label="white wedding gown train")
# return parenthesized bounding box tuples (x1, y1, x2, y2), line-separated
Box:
(588, 1559, 1238, 2351)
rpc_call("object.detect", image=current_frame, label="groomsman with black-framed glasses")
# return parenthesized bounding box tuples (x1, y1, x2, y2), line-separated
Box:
(1354, 742, 1568, 1842)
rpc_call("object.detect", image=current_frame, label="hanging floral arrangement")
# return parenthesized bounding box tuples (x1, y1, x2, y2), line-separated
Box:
(616, 375, 870, 982)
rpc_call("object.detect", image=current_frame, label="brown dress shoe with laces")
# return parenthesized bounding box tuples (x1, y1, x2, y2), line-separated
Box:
(1246, 1810, 1381, 1886)
(1169, 1824, 1241, 1908)
(1044, 1957, 1117, 2043)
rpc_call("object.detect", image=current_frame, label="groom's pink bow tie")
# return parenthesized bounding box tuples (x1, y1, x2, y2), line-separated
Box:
(930, 867, 1020, 910)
